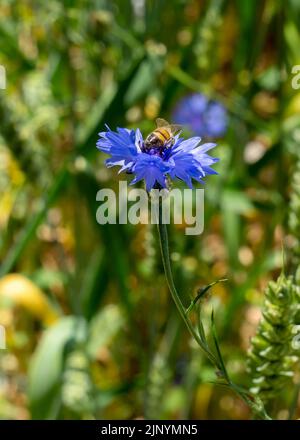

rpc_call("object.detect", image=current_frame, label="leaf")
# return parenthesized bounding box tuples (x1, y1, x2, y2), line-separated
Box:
(186, 279, 228, 314)
(124, 55, 164, 106)
(211, 310, 228, 379)
(221, 189, 255, 214)
(75, 172, 133, 313)
(28, 316, 87, 419)
(75, 82, 117, 147)
(79, 248, 109, 320)
(0, 168, 68, 277)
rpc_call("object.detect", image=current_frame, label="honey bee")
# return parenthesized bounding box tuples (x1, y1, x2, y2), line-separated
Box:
(144, 118, 181, 150)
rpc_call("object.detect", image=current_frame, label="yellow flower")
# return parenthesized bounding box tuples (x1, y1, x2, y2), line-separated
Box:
(0, 274, 59, 326)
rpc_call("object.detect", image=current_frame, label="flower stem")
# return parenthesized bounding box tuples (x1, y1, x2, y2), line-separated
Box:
(156, 200, 271, 420)
(156, 204, 218, 366)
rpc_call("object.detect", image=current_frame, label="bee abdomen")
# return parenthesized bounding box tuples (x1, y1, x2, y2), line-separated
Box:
(154, 128, 170, 141)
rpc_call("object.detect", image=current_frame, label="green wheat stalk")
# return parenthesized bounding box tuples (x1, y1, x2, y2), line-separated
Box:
(288, 156, 300, 283)
(287, 153, 300, 353)
(247, 273, 297, 403)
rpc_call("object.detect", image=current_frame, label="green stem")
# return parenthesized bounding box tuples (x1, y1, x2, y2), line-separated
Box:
(156, 206, 219, 367)
(156, 200, 271, 420)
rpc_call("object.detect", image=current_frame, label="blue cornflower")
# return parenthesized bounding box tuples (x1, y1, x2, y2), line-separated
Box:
(172, 93, 228, 138)
(96, 125, 219, 191)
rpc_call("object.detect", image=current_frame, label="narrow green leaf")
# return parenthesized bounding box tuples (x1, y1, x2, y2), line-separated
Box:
(28, 317, 87, 419)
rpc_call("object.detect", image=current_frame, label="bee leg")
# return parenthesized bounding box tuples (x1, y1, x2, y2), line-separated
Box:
(165, 139, 174, 148)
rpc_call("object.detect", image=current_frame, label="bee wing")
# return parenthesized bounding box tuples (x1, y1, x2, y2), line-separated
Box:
(156, 118, 182, 135)
(168, 124, 182, 135)
(155, 118, 170, 128)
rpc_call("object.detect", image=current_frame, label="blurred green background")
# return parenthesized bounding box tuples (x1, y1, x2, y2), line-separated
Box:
(0, 0, 300, 420)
